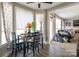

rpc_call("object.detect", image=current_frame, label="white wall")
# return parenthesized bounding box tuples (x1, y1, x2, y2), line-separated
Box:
(0, 3, 1, 45)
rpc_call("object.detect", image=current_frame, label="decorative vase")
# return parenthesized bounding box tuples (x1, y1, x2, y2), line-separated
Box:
(28, 28, 31, 33)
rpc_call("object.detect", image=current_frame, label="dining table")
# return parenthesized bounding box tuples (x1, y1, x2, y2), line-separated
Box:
(18, 32, 43, 57)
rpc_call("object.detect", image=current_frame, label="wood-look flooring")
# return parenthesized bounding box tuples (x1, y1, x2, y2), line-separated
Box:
(9, 41, 77, 57)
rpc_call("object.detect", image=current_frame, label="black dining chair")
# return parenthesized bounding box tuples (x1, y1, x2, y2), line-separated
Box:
(11, 32, 24, 57)
(26, 32, 41, 56)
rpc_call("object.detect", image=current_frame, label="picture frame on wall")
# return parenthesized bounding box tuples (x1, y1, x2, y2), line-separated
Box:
(65, 22, 71, 26)
(73, 20, 79, 26)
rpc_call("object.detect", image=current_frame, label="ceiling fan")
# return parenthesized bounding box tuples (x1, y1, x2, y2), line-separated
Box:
(26, 2, 53, 8)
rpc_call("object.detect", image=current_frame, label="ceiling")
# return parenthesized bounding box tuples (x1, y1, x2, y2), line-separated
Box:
(54, 2, 79, 19)
(18, 2, 79, 19)
(18, 2, 63, 10)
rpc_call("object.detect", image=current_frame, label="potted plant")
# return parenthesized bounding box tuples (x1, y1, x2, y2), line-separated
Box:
(26, 23, 32, 33)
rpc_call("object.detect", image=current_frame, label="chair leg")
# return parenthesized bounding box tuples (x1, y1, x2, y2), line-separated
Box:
(38, 45, 39, 53)
(11, 49, 14, 56)
(14, 48, 17, 57)
(42, 37, 43, 49)
(18, 44, 19, 51)
(33, 43, 35, 56)
(27, 43, 29, 53)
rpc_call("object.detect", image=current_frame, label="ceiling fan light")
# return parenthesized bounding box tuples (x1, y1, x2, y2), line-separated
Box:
(38, 4, 40, 8)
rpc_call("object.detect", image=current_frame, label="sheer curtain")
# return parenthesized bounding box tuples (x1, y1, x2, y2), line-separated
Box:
(15, 7, 33, 35)
(1, 2, 13, 44)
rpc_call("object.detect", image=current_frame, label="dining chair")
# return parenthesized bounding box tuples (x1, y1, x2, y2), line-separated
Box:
(11, 32, 24, 57)
(26, 32, 41, 56)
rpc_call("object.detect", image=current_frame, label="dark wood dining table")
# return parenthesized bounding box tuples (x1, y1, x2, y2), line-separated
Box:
(18, 33, 43, 57)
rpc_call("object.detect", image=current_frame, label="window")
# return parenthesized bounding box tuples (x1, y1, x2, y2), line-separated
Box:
(49, 18, 53, 40)
(55, 17, 62, 33)
(15, 7, 33, 35)
(36, 13, 44, 32)
(1, 13, 6, 44)
(1, 3, 13, 45)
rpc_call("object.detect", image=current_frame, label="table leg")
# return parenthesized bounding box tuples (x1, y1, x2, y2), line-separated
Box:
(23, 42, 26, 57)
(42, 36, 43, 49)
(33, 42, 35, 56)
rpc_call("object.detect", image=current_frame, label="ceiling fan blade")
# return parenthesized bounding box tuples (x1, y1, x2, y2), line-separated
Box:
(26, 2, 34, 4)
(43, 2, 53, 4)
